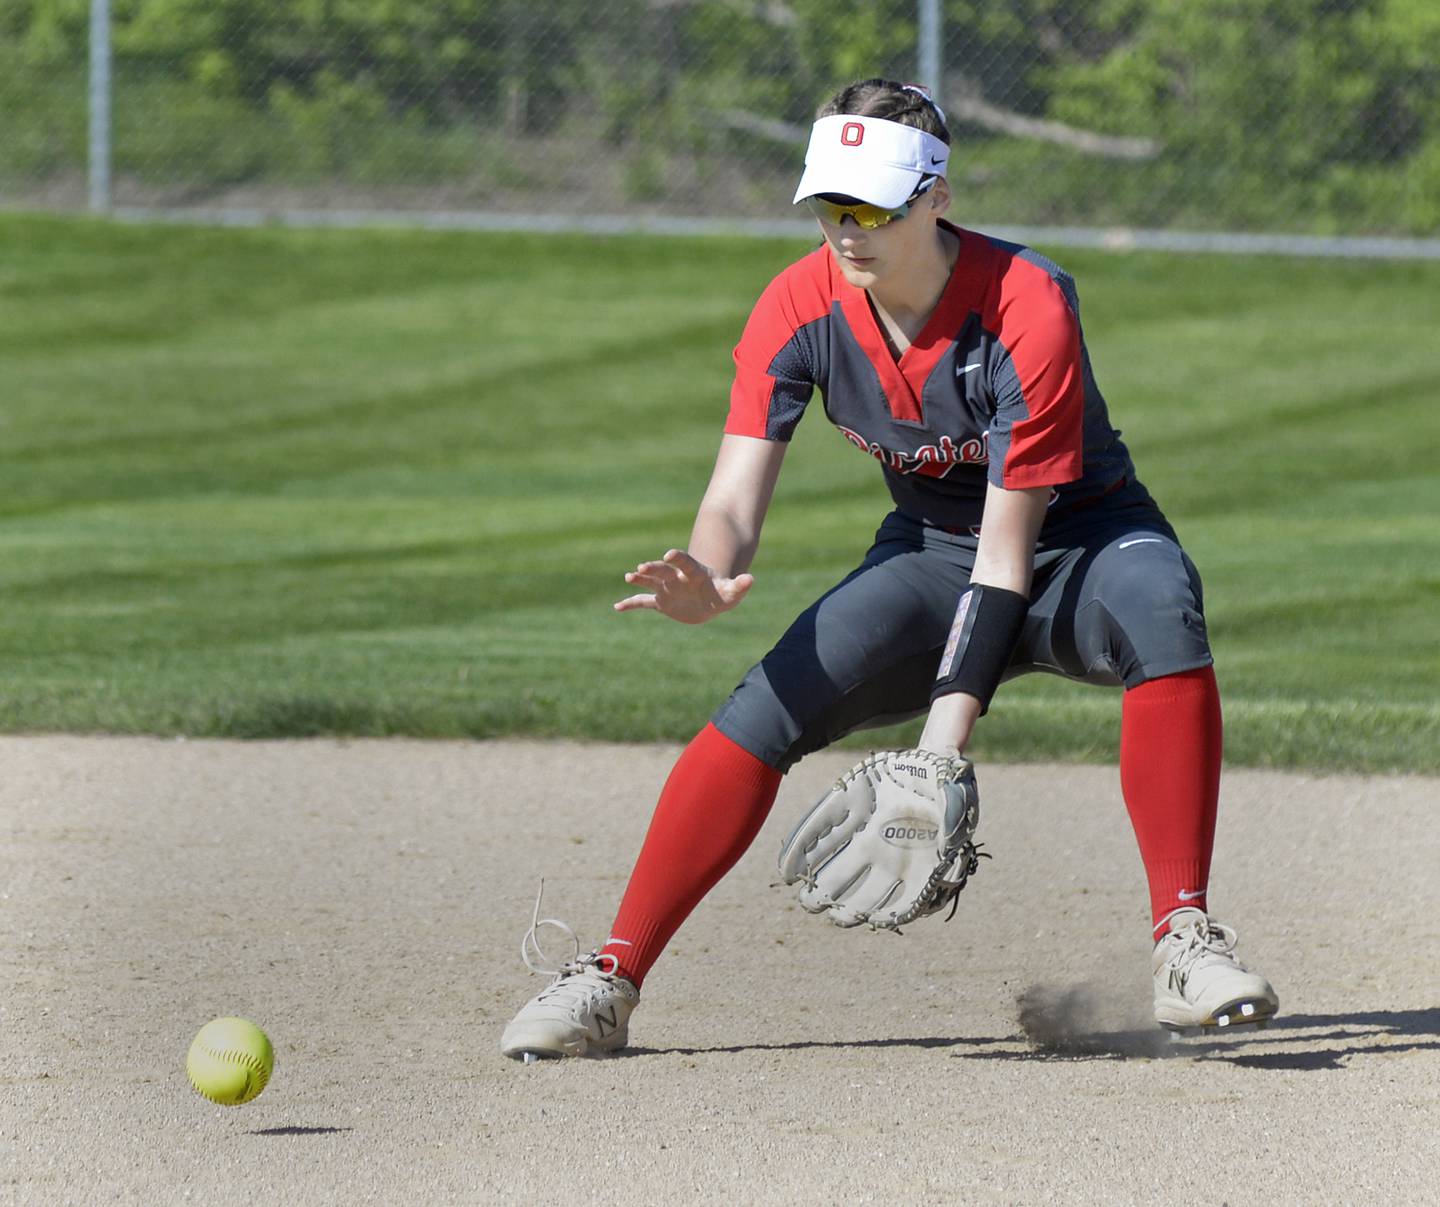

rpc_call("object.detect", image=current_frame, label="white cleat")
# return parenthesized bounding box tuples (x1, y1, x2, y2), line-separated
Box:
(1152, 907, 1278, 1034)
(501, 880, 641, 1061)
(501, 952, 640, 1060)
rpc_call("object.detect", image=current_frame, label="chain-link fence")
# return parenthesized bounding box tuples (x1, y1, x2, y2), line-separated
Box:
(3, 0, 1438, 240)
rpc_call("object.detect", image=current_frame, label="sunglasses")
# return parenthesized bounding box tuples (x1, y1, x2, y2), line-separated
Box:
(802, 177, 938, 230)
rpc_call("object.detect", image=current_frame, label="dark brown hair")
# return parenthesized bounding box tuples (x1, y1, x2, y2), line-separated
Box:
(817, 78, 951, 145)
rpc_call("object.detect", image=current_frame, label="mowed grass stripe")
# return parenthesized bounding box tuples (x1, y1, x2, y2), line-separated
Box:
(0, 214, 1436, 771)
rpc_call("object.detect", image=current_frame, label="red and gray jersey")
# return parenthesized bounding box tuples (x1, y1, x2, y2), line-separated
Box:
(725, 221, 1136, 530)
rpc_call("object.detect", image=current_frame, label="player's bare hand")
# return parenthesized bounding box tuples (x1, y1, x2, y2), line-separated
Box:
(614, 549, 754, 624)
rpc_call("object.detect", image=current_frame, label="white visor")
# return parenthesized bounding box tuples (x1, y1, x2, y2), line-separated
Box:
(792, 114, 950, 209)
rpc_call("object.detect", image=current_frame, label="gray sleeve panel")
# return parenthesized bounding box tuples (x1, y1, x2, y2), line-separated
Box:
(982, 344, 1023, 489)
(991, 239, 1082, 320)
(1015, 246, 1082, 318)
(763, 316, 827, 442)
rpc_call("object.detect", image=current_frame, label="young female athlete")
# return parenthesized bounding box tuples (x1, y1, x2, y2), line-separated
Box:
(501, 78, 1278, 1060)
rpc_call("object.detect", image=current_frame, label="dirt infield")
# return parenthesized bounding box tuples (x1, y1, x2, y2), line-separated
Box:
(3, 736, 1437, 1205)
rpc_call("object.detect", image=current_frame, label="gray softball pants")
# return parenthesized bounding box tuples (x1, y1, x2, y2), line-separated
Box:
(711, 483, 1213, 773)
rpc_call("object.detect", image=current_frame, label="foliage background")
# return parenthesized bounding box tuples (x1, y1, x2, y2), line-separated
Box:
(3, 0, 1438, 233)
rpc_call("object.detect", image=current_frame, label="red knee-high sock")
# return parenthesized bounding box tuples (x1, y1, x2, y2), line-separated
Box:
(599, 724, 782, 987)
(1119, 666, 1222, 936)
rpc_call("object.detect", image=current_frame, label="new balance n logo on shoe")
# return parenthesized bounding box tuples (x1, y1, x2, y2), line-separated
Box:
(501, 949, 641, 1060)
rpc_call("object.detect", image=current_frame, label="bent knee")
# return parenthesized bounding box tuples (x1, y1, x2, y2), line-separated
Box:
(1077, 546, 1210, 685)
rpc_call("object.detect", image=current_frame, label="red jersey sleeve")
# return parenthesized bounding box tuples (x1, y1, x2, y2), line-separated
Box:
(725, 256, 831, 442)
(985, 261, 1085, 490)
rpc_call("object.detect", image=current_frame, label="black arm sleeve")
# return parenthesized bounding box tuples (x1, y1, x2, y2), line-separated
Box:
(929, 583, 1029, 714)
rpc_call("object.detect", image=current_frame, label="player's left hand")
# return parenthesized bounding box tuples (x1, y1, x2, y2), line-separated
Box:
(614, 549, 754, 625)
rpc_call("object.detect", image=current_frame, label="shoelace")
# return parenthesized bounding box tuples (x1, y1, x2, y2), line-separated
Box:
(520, 879, 579, 975)
(1163, 916, 1241, 972)
(519, 879, 620, 980)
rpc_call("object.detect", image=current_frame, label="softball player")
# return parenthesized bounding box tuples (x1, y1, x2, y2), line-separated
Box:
(502, 78, 1278, 1060)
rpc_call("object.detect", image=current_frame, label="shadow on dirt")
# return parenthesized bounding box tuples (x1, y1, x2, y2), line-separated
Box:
(919, 985, 1440, 1069)
(247, 1126, 355, 1137)
(627, 1003, 1440, 1071)
(965, 1001, 1440, 1069)
(624, 1034, 1009, 1058)
(1197, 1008, 1440, 1071)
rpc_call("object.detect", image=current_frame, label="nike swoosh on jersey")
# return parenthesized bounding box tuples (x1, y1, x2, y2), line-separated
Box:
(958, 363, 981, 374)
(1118, 537, 1165, 549)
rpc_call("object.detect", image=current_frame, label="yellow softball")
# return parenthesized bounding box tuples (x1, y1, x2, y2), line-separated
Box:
(186, 1017, 274, 1106)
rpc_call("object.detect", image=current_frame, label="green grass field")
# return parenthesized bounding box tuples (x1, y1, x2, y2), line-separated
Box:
(1, 213, 1436, 770)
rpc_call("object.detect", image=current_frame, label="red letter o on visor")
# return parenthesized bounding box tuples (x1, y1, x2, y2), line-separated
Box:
(840, 122, 864, 146)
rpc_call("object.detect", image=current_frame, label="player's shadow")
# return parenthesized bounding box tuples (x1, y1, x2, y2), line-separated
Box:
(1208, 1008, 1440, 1071)
(622, 1034, 1009, 1059)
(958, 1005, 1440, 1070)
(625, 1007, 1440, 1070)
(247, 1125, 355, 1137)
